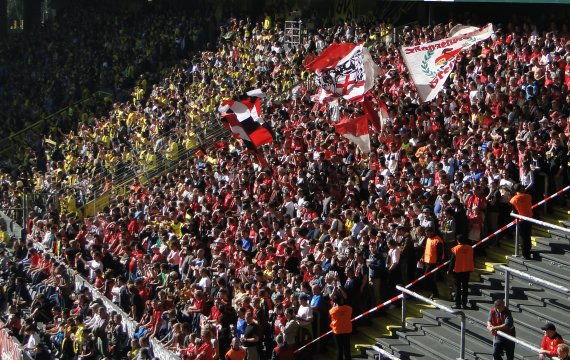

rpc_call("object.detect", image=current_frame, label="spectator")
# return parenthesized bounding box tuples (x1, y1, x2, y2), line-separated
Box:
(487, 299, 516, 360)
(538, 322, 565, 359)
(241, 311, 260, 360)
(558, 343, 570, 360)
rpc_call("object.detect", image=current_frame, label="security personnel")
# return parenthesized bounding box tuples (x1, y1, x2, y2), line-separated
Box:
(448, 235, 474, 309)
(539, 323, 565, 360)
(510, 184, 533, 260)
(487, 299, 516, 360)
(329, 293, 352, 360)
(422, 227, 445, 299)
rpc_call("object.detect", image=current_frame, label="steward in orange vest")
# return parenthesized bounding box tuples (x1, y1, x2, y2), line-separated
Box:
(422, 227, 445, 299)
(329, 294, 353, 360)
(448, 235, 474, 309)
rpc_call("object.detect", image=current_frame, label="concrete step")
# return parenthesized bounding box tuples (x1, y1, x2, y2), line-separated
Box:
(395, 324, 467, 360)
(463, 296, 570, 340)
(533, 236, 570, 252)
(536, 251, 570, 268)
(363, 340, 441, 360)
(506, 257, 570, 289)
(403, 314, 534, 360)
(420, 306, 544, 356)
(481, 270, 570, 306)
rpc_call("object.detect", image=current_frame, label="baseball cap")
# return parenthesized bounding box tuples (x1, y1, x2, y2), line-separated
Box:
(541, 322, 556, 331)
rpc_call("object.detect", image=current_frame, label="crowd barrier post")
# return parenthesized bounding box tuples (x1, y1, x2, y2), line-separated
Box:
(514, 220, 520, 257)
(498, 265, 570, 308)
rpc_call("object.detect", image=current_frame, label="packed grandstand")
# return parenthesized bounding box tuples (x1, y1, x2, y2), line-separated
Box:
(0, 1, 570, 360)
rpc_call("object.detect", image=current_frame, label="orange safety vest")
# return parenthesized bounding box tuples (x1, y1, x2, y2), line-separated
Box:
(329, 305, 353, 334)
(451, 244, 475, 273)
(510, 193, 533, 217)
(423, 235, 444, 264)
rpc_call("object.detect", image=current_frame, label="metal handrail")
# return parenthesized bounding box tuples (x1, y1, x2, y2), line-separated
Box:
(396, 285, 466, 360)
(511, 212, 570, 257)
(511, 213, 570, 234)
(498, 265, 570, 309)
(370, 345, 401, 360)
(496, 331, 560, 360)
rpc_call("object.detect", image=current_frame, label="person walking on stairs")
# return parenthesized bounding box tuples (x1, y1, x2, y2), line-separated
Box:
(487, 299, 516, 360)
(447, 235, 474, 309)
(510, 184, 533, 260)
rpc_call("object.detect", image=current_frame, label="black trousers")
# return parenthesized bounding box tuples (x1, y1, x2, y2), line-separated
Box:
(493, 339, 515, 360)
(519, 221, 532, 259)
(424, 263, 439, 297)
(334, 332, 351, 360)
(453, 271, 470, 307)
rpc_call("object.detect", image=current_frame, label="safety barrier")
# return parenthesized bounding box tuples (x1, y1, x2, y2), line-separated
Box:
(294, 184, 570, 353)
(498, 265, 570, 309)
(497, 331, 560, 360)
(0, 91, 112, 161)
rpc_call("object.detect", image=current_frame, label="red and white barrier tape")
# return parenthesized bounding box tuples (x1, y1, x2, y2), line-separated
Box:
(294, 185, 570, 353)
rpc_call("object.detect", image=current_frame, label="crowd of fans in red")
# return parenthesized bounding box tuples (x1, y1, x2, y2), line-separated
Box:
(2, 12, 570, 360)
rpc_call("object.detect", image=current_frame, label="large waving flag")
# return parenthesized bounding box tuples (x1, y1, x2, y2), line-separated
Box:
(334, 114, 371, 154)
(400, 23, 493, 103)
(218, 89, 274, 148)
(305, 43, 379, 102)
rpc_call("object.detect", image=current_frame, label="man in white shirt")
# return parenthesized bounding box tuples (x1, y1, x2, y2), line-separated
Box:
(296, 294, 314, 337)
(24, 325, 40, 358)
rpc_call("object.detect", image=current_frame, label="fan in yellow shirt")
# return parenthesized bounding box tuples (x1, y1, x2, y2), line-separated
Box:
(165, 138, 179, 161)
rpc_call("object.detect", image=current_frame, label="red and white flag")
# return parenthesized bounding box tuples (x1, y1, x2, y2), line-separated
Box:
(305, 43, 379, 102)
(400, 23, 493, 103)
(334, 114, 371, 154)
(218, 89, 273, 148)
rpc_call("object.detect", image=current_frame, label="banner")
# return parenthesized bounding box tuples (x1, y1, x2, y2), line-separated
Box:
(0, 322, 23, 360)
(305, 43, 379, 102)
(218, 89, 274, 148)
(400, 23, 493, 102)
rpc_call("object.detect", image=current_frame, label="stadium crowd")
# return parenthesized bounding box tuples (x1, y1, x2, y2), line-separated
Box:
(1, 9, 570, 360)
(0, 2, 216, 143)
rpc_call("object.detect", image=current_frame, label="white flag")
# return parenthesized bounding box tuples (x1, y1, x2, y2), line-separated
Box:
(400, 23, 494, 103)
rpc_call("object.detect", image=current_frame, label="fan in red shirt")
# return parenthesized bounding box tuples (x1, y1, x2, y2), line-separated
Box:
(539, 323, 565, 359)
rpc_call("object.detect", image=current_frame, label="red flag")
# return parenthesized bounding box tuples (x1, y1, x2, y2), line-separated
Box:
(334, 114, 371, 153)
(362, 97, 381, 133)
(304, 43, 357, 71)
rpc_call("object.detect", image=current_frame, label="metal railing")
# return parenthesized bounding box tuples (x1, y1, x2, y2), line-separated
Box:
(497, 265, 570, 309)
(512, 212, 570, 257)
(0, 91, 111, 160)
(370, 345, 401, 360)
(497, 331, 560, 360)
(396, 285, 466, 360)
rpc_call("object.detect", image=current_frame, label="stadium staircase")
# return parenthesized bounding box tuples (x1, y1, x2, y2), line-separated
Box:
(316, 205, 570, 360)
